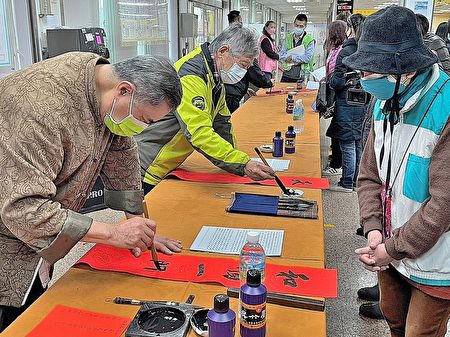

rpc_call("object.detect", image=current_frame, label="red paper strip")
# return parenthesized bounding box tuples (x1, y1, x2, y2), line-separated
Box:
(76, 245, 337, 298)
(167, 169, 329, 190)
(26, 304, 131, 337)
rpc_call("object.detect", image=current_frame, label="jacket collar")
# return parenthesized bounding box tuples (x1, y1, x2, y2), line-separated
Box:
(379, 64, 439, 113)
(263, 28, 274, 41)
(201, 42, 220, 86)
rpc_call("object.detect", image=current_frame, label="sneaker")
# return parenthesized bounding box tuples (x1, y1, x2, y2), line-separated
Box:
(329, 182, 353, 193)
(359, 302, 384, 320)
(357, 284, 380, 301)
(322, 166, 342, 177)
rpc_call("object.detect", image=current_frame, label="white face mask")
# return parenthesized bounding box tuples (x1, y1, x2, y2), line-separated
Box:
(220, 62, 247, 84)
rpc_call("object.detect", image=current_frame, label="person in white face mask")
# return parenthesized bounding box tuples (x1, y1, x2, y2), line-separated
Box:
(224, 11, 274, 113)
(136, 23, 276, 196)
(279, 13, 316, 83)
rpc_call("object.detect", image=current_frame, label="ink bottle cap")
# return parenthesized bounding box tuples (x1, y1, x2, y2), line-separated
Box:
(288, 125, 294, 132)
(213, 294, 230, 313)
(275, 131, 281, 138)
(246, 269, 262, 287)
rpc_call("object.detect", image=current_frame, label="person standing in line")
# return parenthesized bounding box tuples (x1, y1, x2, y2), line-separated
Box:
(327, 14, 366, 193)
(349, 6, 450, 336)
(279, 13, 315, 83)
(322, 20, 347, 177)
(416, 14, 450, 75)
(258, 20, 279, 80)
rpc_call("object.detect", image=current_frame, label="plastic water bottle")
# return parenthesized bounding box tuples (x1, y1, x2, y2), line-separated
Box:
(240, 269, 267, 337)
(293, 99, 305, 134)
(207, 294, 236, 337)
(239, 232, 266, 286)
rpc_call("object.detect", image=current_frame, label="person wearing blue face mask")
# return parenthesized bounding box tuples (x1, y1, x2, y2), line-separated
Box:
(345, 6, 450, 336)
(279, 13, 315, 83)
(136, 24, 276, 196)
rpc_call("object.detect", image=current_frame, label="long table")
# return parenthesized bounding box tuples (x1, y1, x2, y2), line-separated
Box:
(1, 87, 327, 337)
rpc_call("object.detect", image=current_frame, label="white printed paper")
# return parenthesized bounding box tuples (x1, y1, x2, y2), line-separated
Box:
(310, 66, 326, 81)
(306, 81, 320, 90)
(286, 45, 305, 56)
(251, 158, 290, 171)
(190, 226, 284, 256)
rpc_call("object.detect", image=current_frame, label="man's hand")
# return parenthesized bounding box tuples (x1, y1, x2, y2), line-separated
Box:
(244, 160, 275, 181)
(153, 235, 183, 255)
(110, 217, 156, 256)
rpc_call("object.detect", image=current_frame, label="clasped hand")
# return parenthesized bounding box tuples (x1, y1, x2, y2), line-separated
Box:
(355, 230, 393, 272)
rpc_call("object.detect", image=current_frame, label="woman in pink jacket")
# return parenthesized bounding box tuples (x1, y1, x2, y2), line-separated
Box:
(258, 21, 280, 80)
(322, 20, 347, 177)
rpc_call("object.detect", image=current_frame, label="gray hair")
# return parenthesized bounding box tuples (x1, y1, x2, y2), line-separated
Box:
(209, 23, 259, 58)
(112, 55, 182, 110)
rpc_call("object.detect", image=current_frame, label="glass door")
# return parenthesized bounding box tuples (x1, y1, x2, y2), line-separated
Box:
(190, 2, 222, 49)
(101, 0, 169, 62)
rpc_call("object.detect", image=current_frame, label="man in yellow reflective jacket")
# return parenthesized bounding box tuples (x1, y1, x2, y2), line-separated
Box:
(136, 24, 275, 194)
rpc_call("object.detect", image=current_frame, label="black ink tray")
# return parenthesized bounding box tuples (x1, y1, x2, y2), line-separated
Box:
(126, 302, 195, 337)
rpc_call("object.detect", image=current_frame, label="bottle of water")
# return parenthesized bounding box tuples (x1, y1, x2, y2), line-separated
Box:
(293, 99, 305, 134)
(239, 232, 266, 286)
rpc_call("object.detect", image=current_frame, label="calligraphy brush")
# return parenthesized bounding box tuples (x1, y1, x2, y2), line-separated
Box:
(142, 200, 165, 271)
(254, 147, 294, 195)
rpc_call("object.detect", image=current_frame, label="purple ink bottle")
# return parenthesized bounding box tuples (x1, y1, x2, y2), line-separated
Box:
(285, 125, 296, 154)
(208, 294, 236, 337)
(272, 131, 283, 157)
(286, 93, 294, 114)
(240, 269, 267, 337)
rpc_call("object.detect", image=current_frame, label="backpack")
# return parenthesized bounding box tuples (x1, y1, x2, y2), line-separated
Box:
(315, 77, 336, 119)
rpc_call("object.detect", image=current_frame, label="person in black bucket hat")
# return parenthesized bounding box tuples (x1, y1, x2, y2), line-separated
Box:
(352, 6, 450, 337)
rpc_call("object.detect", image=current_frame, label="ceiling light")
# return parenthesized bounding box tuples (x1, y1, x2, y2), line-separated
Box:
(287, 0, 304, 2)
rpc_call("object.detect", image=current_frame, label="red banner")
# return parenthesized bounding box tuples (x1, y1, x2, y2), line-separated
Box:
(76, 245, 337, 298)
(167, 169, 329, 190)
(26, 304, 131, 337)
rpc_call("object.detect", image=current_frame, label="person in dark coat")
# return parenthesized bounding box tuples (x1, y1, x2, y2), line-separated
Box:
(224, 11, 273, 113)
(327, 14, 366, 192)
(225, 58, 273, 113)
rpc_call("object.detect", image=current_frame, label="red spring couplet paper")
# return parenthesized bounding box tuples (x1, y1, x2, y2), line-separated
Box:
(167, 169, 329, 190)
(76, 245, 337, 298)
(26, 304, 131, 337)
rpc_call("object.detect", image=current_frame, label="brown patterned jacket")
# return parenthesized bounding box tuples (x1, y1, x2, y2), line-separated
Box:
(0, 52, 143, 307)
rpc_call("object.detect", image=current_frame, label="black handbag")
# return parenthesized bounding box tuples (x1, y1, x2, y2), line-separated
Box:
(315, 79, 336, 119)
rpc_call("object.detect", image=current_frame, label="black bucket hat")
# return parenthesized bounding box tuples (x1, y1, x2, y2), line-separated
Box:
(343, 6, 438, 75)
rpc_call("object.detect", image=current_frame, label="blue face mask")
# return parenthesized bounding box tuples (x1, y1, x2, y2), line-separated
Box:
(293, 27, 305, 36)
(360, 76, 407, 100)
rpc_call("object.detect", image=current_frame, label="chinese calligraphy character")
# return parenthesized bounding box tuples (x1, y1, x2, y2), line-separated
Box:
(144, 261, 169, 271)
(223, 267, 240, 281)
(197, 264, 205, 277)
(276, 270, 309, 288)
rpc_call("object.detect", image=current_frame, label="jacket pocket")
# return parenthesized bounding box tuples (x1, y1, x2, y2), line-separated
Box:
(403, 154, 431, 203)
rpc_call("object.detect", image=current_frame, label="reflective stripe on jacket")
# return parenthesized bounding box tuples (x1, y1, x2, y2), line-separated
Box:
(136, 43, 250, 186)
